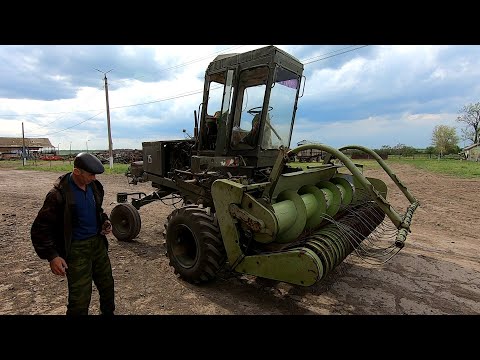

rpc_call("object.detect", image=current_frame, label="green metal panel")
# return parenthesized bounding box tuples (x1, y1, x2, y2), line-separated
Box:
(353, 176, 388, 204)
(241, 193, 278, 244)
(271, 166, 338, 200)
(211, 179, 246, 265)
(142, 141, 163, 176)
(235, 248, 323, 287)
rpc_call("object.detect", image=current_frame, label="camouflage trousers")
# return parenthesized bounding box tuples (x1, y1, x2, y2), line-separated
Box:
(66, 235, 115, 316)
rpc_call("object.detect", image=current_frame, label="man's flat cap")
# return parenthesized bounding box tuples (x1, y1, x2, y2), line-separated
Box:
(74, 152, 105, 174)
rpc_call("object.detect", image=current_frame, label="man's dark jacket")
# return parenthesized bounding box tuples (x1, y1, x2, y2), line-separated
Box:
(31, 173, 110, 262)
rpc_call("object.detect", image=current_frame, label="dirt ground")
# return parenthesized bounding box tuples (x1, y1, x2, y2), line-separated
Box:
(0, 163, 479, 315)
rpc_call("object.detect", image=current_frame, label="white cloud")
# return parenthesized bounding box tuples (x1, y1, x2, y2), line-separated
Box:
(0, 45, 479, 151)
(292, 111, 462, 149)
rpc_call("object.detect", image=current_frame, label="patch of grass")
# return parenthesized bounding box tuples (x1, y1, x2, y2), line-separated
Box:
(290, 157, 480, 178)
(391, 158, 480, 178)
(0, 160, 129, 175)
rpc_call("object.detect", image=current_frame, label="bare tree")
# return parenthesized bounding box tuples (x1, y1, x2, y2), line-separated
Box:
(456, 102, 480, 145)
(431, 125, 459, 157)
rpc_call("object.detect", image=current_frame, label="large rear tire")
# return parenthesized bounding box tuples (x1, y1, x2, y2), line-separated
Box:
(164, 205, 226, 284)
(110, 203, 141, 242)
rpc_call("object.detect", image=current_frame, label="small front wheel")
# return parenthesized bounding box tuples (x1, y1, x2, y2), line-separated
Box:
(110, 203, 141, 242)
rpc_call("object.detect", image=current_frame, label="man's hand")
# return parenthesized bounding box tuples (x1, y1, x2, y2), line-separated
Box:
(50, 256, 68, 276)
(101, 220, 112, 235)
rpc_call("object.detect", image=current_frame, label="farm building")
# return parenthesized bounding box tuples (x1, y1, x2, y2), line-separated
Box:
(296, 140, 324, 162)
(462, 143, 480, 161)
(0, 137, 54, 159)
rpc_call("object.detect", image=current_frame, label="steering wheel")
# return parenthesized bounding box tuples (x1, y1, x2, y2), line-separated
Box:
(247, 106, 273, 115)
(248, 107, 282, 142)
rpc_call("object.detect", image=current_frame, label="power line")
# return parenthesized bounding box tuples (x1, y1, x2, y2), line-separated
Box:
(24, 87, 222, 137)
(303, 45, 369, 65)
(300, 45, 362, 62)
(109, 45, 248, 85)
(107, 86, 222, 110)
(28, 111, 104, 137)
(4, 45, 369, 137)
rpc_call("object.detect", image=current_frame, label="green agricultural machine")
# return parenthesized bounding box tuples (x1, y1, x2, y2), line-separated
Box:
(110, 45, 419, 286)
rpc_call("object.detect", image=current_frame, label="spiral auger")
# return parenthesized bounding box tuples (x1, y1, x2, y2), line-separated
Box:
(277, 189, 395, 280)
(275, 144, 420, 278)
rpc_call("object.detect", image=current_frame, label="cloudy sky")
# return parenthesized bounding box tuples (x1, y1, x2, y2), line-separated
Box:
(1, 45, 479, 152)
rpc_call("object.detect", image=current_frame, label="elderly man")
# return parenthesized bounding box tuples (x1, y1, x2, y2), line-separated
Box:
(31, 152, 115, 316)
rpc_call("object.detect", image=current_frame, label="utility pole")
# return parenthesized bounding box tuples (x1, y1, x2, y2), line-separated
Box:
(22, 122, 26, 166)
(95, 68, 114, 169)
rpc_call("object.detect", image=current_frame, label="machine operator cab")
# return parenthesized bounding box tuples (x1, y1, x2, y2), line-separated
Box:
(196, 46, 304, 167)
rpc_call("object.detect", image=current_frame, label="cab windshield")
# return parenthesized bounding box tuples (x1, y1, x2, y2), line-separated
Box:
(262, 66, 300, 149)
(231, 66, 300, 150)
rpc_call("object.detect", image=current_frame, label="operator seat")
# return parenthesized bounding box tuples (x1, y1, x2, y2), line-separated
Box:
(241, 113, 261, 146)
(241, 112, 272, 147)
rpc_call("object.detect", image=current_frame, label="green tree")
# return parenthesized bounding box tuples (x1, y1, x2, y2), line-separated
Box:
(425, 146, 436, 159)
(456, 102, 480, 145)
(403, 146, 417, 157)
(431, 125, 459, 157)
(393, 143, 406, 157)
